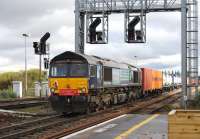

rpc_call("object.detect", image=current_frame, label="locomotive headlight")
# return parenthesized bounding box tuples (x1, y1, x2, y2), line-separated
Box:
(78, 90, 81, 93)
(82, 88, 86, 93)
(78, 88, 86, 94)
(50, 88, 55, 93)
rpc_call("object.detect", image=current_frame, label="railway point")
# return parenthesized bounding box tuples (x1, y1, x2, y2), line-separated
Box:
(0, 0, 199, 139)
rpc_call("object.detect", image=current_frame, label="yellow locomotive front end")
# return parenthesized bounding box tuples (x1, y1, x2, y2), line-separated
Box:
(48, 52, 89, 113)
(49, 78, 88, 97)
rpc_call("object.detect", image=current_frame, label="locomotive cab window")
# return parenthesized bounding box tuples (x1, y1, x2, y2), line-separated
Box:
(90, 65, 97, 77)
(50, 63, 88, 77)
(69, 63, 88, 77)
(51, 64, 66, 77)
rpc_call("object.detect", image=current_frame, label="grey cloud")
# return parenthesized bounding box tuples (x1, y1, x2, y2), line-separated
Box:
(0, 1, 199, 72)
(0, 0, 74, 28)
(143, 62, 180, 70)
(147, 12, 181, 32)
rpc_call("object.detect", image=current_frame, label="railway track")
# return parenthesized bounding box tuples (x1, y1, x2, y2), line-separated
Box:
(0, 97, 47, 103)
(0, 90, 180, 139)
(136, 93, 181, 114)
(41, 90, 181, 139)
(0, 115, 64, 139)
(0, 97, 48, 110)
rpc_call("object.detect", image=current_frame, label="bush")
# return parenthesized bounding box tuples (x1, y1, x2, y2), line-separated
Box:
(0, 69, 46, 91)
(187, 93, 200, 109)
(192, 94, 200, 107)
(0, 88, 16, 99)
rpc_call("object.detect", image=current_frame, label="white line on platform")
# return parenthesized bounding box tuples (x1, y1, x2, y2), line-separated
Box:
(94, 123, 118, 133)
(60, 114, 127, 139)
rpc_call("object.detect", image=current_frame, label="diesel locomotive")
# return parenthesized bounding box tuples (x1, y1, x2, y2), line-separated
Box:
(48, 51, 181, 114)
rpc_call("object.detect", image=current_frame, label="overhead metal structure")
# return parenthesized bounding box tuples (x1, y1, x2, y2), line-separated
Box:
(74, 0, 198, 108)
(186, 0, 198, 102)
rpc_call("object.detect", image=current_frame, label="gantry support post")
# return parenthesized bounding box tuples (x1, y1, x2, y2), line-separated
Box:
(75, 0, 85, 54)
(181, 0, 187, 109)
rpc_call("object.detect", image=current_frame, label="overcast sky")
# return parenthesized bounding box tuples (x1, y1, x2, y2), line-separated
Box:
(0, 0, 199, 73)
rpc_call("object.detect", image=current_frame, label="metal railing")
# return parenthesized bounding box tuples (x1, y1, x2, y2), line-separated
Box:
(79, 0, 181, 13)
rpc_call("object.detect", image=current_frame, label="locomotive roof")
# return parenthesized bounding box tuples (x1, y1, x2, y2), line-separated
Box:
(51, 51, 139, 70)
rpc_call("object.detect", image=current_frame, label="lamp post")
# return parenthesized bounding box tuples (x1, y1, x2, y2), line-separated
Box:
(134, 56, 138, 66)
(22, 33, 29, 96)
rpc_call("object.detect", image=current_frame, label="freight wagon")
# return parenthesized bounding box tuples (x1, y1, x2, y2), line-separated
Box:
(141, 68, 163, 96)
(163, 71, 181, 91)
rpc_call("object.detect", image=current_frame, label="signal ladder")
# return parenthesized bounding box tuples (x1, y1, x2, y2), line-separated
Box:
(186, 0, 198, 100)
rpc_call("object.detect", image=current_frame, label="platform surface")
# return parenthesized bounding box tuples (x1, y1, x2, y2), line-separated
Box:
(61, 114, 168, 139)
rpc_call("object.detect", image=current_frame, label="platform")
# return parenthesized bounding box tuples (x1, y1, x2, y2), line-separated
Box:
(61, 114, 168, 139)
